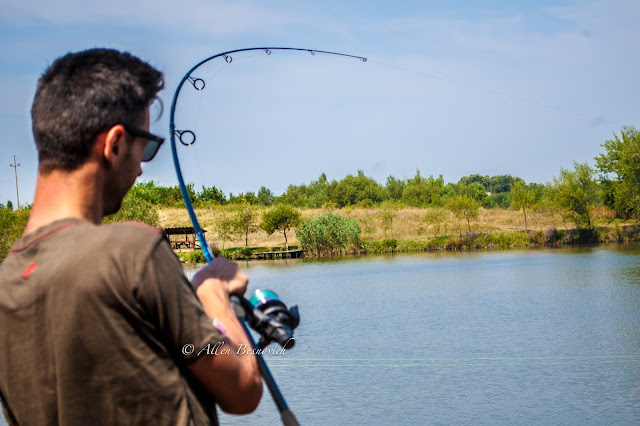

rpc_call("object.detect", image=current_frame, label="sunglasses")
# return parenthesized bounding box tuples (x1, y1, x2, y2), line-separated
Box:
(122, 124, 165, 162)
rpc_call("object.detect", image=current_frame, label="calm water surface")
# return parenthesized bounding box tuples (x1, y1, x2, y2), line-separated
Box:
(206, 244, 640, 425)
(3, 245, 637, 426)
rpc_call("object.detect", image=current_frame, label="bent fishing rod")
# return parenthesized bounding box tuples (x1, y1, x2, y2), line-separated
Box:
(169, 47, 366, 425)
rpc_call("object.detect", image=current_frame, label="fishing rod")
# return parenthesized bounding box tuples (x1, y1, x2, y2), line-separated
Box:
(169, 47, 366, 425)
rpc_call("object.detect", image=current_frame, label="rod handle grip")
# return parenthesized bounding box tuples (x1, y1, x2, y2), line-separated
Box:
(281, 410, 300, 426)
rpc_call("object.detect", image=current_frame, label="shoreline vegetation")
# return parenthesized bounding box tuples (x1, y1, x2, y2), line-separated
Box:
(169, 206, 639, 263)
(1, 126, 638, 262)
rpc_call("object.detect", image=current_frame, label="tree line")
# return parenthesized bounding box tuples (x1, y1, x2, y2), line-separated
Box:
(124, 171, 536, 210)
(2, 126, 638, 259)
(107, 126, 639, 229)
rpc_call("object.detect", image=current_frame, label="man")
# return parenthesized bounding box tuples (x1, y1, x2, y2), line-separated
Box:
(0, 48, 262, 425)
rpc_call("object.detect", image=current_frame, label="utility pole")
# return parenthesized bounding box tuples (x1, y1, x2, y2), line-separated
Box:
(10, 155, 20, 208)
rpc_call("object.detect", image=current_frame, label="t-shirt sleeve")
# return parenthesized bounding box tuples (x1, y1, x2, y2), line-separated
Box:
(135, 239, 224, 363)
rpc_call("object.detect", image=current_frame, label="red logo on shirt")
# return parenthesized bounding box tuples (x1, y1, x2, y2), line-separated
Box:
(22, 262, 37, 279)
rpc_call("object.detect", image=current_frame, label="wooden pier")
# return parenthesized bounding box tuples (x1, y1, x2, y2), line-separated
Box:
(254, 249, 305, 260)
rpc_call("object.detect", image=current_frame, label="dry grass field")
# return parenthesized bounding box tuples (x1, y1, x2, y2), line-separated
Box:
(157, 205, 623, 250)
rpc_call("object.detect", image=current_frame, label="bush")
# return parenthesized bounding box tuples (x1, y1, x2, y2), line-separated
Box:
(364, 240, 382, 253)
(487, 192, 512, 208)
(176, 250, 206, 264)
(297, 212, 361, 255)
(621, 224, 640, 241)
(365, 238, 398, 254)
(461, 232, 484, 249)
(393, 237, 448, 252)
(544, 227, 561, 244)
(527, 230, 545, 245)
(217, 247, 254, 260)
(485, 231, 528, 248)
(444, 237, 463, 250)
(380, 238, 398, 251)
(0, 207, 30, 260)
(238, 247, 254, 258)
(563, 228, 601, 245)
(357, 199, 374, 208)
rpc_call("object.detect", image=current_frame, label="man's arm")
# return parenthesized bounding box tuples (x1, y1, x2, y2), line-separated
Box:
(187, 258, 263, 414)
(136, 240, 263, 416)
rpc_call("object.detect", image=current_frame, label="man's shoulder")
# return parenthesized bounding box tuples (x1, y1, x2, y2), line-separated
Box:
(102, 221, 164, 238)
(10, 219, 164, 251)
(97, 221, 169, 256)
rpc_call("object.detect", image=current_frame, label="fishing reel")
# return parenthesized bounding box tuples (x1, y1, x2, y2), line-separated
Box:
(231, 289, 300, 350)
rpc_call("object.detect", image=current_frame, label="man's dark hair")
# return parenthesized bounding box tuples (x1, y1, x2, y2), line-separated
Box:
(31, 48, 164, 172)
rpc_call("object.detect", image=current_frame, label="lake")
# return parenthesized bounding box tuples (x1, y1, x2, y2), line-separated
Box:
(209, 244, 640, 425)
(2, 244, 638, 425)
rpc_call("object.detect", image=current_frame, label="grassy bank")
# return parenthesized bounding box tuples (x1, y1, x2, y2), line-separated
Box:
(2, 205, 636, 264)
(1, 205, 636, 264)
(163, 205, 639, 262)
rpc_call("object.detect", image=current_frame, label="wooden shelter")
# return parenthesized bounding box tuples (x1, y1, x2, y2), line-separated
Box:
(163, 227, 203, 250)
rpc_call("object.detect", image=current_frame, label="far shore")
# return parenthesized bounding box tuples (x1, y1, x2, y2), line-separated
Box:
(162, 206, 639, 262)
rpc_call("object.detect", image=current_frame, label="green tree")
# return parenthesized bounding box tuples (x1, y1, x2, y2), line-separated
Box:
(487, 175, 518, 194)
(260, 205, 302, 250)
(422, 208, 447, 237)
(486, 192, 511, 208)
(257, 186, 275, 206)
(446, 195, 480, 232)
(510, 181, 536, 231)
(459, 174, 489, 190)
(550, 162, 599, 229)
(132, 181, 194, 207)
(275, 173, 329, 208)
(324, 170, 383, 207)
(458, 182, 489, 206)
(228, 192, 258, 205)
(595, 126, 640, 222)
(198, 185, 227, 204)
(162, 183, 197, 207)
(213, 216, 235, 249)
(306, 173, 328, 208)
(379, 201, 400, 238)
(232, 205, 259, 247)
(275, 183, 308, 207)
(6, 201, 13, 210)
(103, 191, 159, 226)
(402, 174, 445, 207)
(119, 181, 167, 205)
(385, 175, 405, 201)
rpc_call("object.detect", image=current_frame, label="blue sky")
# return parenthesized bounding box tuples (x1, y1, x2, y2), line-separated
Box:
(0, 0, 638, 207)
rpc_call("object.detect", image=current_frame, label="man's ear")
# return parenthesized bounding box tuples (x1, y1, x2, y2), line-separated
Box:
(102, 125, 127, 167)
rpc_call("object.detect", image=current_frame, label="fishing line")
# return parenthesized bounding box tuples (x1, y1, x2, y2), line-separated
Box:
(265, 354, 640, 368)
(367, 58, 623, 127)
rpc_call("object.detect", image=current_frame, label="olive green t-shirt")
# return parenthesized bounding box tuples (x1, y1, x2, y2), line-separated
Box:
(0, 218, 223, 425)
